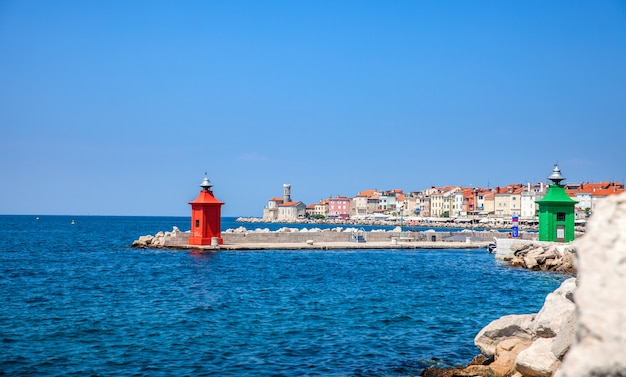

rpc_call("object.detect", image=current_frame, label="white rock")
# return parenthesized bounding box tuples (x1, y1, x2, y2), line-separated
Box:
(555, 192, 626, 376)
(530, 277, 576, 338)
(551, 309, 576, 359)
(516, 337, 561, 377)
(474, 314, 536, 356)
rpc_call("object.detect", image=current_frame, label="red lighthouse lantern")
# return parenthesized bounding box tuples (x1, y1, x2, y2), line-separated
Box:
(188, 174, 224, 246)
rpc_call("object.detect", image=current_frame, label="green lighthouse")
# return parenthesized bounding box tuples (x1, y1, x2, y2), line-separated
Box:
(536, 164, 578, 242)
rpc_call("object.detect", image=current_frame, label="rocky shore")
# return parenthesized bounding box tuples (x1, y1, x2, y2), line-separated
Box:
(422, 191, 626, 377)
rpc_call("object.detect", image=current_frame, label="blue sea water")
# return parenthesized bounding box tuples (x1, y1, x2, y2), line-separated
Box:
(0, 215, 569, 376)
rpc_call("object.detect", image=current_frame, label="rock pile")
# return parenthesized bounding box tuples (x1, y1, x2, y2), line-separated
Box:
(131, 226, 185, 248)
(508, 243, 576, 274)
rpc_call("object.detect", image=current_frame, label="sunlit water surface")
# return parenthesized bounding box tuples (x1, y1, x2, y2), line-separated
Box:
(0, 216, 569, 376)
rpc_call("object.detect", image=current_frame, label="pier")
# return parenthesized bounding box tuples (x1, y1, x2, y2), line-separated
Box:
(132, 227, 500, 251)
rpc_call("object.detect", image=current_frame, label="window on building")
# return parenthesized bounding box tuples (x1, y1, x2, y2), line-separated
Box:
(195, 219, 200, 227)
(557, 212, 566, 221)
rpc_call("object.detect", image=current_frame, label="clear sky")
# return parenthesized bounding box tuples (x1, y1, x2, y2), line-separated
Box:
(1, 1, 625, 217)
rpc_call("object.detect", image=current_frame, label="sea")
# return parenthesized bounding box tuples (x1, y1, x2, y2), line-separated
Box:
(0, 215, 570, 377)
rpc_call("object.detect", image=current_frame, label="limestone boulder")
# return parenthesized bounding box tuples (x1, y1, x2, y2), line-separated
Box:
(132, 235, 154, 248)
(516, 337, 560, 377)
(551, 309, 576, 359)
(511, 242, 531, 253)
(474, 314, 536, 356)
(554, 253, 575, 274)
(523, 254, 539, 270)
(530, 277, 576, 338)
(555, 191, 626, 376)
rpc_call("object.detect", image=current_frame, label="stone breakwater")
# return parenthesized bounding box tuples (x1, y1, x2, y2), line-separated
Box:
(131, 226, 503, 249)
(423, 191, 626, 377)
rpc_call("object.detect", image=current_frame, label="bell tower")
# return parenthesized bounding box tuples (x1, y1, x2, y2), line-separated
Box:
(188, 174, 224, 246)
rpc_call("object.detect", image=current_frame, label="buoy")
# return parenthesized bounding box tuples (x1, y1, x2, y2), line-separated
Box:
(71, 220, 75, 225)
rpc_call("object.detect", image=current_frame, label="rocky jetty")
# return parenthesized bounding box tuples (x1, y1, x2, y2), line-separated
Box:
(508, 243, 576, 274)
(131, 226, 186, 248)
(422, 191, 626, 377)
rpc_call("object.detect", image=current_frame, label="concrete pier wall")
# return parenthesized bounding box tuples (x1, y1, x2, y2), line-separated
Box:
(159, 230, 523, 248)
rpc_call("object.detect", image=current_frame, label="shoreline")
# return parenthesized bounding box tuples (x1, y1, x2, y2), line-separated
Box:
(235, 217, 587, 233)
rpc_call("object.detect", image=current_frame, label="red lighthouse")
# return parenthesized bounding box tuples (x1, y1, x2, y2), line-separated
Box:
(188, 174, 224, 246)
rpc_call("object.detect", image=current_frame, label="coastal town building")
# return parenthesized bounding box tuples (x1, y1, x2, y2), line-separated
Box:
(379, 189, 403, 214)
(351, 190, 380, 218)
(262, 197, 284, 221)
(305, 203, 316, 217)
(430, 186, 460, 217)
(520, 182, 546, 220)
(327, 195, 350, 220)
(483, 192, 495, 216)
(475, 188, 491, 214)
(493, 184, 525, 218)
(352, 190, 374, 217)
(263, 183, 306, 221)
(277, 201, 307, 220)
(567, 181, 625, 216)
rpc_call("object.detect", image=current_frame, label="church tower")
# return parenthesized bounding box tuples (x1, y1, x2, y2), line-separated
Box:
(283, 183, 292, 203)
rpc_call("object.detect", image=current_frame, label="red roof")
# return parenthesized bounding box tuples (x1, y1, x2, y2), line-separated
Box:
(357, 189, 376, 197)
(189, 190, 224, 205)
(278, 201, 301, 207)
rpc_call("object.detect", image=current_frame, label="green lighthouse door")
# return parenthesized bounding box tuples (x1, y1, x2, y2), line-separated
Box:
(556, 225, 565, 242)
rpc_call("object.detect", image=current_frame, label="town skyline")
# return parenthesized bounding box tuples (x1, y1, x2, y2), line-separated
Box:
(260, 174, 625, 221)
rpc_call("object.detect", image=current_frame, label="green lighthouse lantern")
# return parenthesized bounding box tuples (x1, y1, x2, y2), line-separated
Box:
(536, 164, 578, 242)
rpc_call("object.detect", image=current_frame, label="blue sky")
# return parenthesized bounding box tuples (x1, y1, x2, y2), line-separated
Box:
(1, 1, 625, 217)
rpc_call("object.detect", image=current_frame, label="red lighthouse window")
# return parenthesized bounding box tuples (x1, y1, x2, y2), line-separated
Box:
(195, 219, 200, 227)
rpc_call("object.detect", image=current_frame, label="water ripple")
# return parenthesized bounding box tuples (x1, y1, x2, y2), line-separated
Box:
(0, 216, 569, 376)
